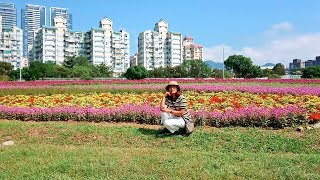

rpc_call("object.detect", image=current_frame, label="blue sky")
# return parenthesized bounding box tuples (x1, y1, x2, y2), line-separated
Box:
(7, 0, 320, 65)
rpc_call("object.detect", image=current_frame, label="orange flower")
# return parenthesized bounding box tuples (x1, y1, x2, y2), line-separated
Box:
(198, 99, 205, 103)
(309, 112, 320, 122)
(209, 96, 220, 103)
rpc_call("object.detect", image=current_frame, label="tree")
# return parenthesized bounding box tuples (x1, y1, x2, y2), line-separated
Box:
(211, 69, 233, 78)
(224, 55, 262, 78)
(72, 66, 94, 80)
(148, 67, 169, 78)
(53, 65, 69, 78)
(0, 61, 13, 76)
(302, 66, 320, 78)
(124, 66, 148, 80)
(178, 59, 212, 78)
(43, 61, 56, 78)
(93, 63, 113, 78)
(29, 61, 47, 80)
(272, 63, 285, 75)
(21, 67, 33, 81)
(247, 65, 263, 78)
(62, 55, 90, 69)
(9, 69, 20, 81)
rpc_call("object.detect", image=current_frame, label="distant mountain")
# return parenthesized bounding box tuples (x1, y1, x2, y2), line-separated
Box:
(204, 60, 224, 69)
(261, 63, 275, 67)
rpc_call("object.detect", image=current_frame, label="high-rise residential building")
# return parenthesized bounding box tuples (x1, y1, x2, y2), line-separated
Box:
(0, 16, 23, 70)
(50, 7, 72, 29)
(85, 18, 130, 77)
(21, 4, 46, 57)
(304, 60, 314, 68)
(138, 20, 183, 70)
(33, 17, 85, 64)
(0, 2, 16, 29)
(33, 17, 129, 77)
(315, 56, 320, 66)
(289, 59, 305, 70)
(130, 53, 138, 67)
(182, 36, 203, 60)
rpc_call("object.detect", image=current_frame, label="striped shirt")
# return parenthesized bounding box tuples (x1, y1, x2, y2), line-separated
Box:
(165, 95, 193, 123)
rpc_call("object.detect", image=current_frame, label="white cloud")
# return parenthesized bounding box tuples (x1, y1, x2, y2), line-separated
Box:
(204, 22, 320, 66)
(270, 22, 294, 32)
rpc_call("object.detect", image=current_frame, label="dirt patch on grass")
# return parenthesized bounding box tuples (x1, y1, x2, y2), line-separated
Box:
(29, 127, 49, 137)
(281, 131, 307, 139)
(28, 127, 57, 139)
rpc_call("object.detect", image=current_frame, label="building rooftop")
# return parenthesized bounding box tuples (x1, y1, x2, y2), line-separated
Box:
(191, 44, 203, 48)
(91, 27, 104, 31)
(184, 36, 193, 40)
(42, 25, 57, 30)
(69, 30, 82, 33)
(169, 31, 181, 35)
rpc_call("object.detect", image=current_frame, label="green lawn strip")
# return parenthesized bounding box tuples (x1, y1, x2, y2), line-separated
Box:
(0, 121, 319, 154)
(0, 121, 319, 179)
(1, 145, 319, 179)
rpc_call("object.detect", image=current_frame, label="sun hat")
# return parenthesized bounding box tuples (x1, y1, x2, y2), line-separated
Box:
(165, 81, 180, 91)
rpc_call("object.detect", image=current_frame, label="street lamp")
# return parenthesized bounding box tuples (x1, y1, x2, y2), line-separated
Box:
(19, 58, 22, 81)
(222, 44, 225, 79)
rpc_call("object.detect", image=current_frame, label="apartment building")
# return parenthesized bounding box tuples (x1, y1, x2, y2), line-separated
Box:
(138, 20, 183, 70)
(21, 4, 46, 57)
(33, 17, 129, 77)
(0, 2, 17, 29)
(182, 36, 203, 60)
(50, 7, 72, 29)
(86, 18, 130, 77)
(0, 16, 23, 70)
(289, 59, 305, 70)
(33, 17, 84, 64)
(130, 53, 138, 67)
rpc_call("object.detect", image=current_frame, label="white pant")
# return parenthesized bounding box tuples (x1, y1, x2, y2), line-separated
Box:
(161, 112, 186, 133)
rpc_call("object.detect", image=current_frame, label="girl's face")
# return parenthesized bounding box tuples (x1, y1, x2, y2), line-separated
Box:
(168, 86, 177, 94)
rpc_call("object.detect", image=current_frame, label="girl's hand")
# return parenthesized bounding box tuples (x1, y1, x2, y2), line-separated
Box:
(160, 105, 167, 111)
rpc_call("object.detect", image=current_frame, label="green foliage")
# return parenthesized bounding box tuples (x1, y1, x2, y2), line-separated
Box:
(225, 55, 263, 78)
(148, 59, 212, 78)
(124, 65, 148, 80)
(53, 65, 69, 78)
(179, 59, 212, 78)
(291, 69, 303, 75)
(272, 63, 286, 75)
(28, 61, 47, 80)
(43, 61, 56, 78)
(211, 69, 234, 78)
(0, 61, 13, 76)
(302, 66, 320, 78)
(9, 69, 20, 81)
(92, 63, 113, 78)
(21, 67, 33, 81)
(72, 66, 94, 80)
(0, 75, 10, 81)
(16, 56, 115, 81)
(148, 67, 169, 78)
(62, 55, 90, 69)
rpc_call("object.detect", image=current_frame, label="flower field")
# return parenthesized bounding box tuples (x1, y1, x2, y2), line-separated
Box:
(0, 79, 320, 128)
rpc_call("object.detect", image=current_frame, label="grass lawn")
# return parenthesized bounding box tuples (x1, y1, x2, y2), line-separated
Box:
(0, 120, 319, 179)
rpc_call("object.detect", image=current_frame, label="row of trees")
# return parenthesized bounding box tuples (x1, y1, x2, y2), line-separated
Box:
(1, 54, 319, 81)
(4, 56, 113, 81)
(124, 55, 286, 79)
